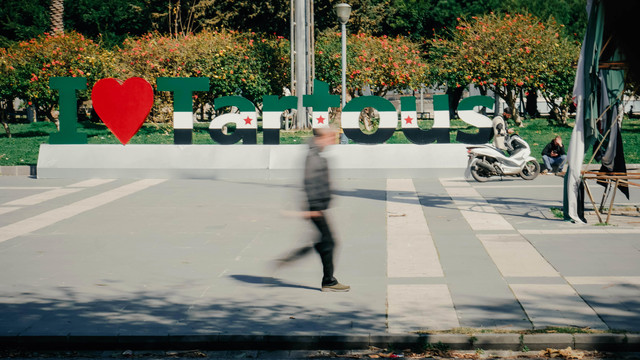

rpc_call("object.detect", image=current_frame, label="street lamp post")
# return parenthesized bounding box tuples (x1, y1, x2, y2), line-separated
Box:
(335, 3, 351, 144)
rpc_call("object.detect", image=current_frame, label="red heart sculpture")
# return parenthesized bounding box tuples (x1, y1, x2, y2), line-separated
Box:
(92, 77, 154, 145)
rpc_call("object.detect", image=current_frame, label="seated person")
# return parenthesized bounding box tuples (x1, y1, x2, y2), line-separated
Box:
(541, 135, 566, 173)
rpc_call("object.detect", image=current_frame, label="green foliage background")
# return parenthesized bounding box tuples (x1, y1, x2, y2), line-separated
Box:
(1, 0, 587, 47)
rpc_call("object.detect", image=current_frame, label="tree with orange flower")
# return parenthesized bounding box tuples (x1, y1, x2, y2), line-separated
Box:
(430, 13, 579, 126)
(0, 31, 110, 130)
(316, 31, 427, 98)
(315, 31, 427, 130)
(114, 31, 289, 123)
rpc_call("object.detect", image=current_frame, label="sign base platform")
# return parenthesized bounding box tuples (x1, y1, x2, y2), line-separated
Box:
(37, 144, 470, 179)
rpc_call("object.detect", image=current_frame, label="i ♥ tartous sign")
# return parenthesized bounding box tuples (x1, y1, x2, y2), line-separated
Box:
(50, 76, 496, 146)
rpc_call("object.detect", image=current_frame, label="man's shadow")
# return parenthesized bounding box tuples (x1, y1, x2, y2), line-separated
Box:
(230, 274, 319, 291)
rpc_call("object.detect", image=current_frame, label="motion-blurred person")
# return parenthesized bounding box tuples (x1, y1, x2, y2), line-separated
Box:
(492, 107, 514, 150)
(276, 128, 350, 292)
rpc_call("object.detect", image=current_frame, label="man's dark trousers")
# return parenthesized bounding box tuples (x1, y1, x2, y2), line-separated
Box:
(311, 212, 337, 286)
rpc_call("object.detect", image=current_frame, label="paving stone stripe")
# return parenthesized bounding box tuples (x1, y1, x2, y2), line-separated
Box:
(438, 177, 471, 188)
(0, 187, 58, 190)
(0, 179, 117, 221)
(385, 179, 454, 332)
(442, 183, 514, 231)
(505, 277, 568, 285)
(477, 234, 560, 278)
(0, 207, 19, 215)
(0, 179, 166, 244)
(66, 179, 115, 188)
(1, 179, 115, 207)
(3, 188, 83, 206)
(386, 179, 444, 278)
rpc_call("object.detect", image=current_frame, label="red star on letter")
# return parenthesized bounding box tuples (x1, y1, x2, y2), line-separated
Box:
(316, 115, 325, 124)
(244, 116, 252, 125)
(404, 116, 413, 124)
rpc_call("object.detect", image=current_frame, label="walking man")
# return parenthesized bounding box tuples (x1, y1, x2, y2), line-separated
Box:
(277, 128, 350, 292)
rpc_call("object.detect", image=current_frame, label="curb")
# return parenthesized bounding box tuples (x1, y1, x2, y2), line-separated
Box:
(1, 333, 639, 352)
(0, 165, 36, 176)
(1, 165, 638, 177)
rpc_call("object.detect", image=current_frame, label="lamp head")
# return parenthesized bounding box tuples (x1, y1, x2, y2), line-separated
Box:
(335, 3, 352, 25)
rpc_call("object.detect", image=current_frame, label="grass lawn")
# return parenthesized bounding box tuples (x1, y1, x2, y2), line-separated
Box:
(1, 117, 639, 166)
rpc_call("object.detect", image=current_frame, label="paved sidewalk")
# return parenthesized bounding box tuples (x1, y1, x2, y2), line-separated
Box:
(0, 173, 639, 349)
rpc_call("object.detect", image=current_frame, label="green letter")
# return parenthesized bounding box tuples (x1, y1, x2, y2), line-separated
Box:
(303, 80, 340, 129)
(209, 96, 257, 144)
(49, 77, 87, 144)
(158, 77, 210, 144)
(342, 96, 397, 144)
(455, 95, 493, 144)
(262, 95, 298, 144)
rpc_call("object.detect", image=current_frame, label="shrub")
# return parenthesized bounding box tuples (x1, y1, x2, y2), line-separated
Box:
(113, 31, 289, 122)
(1, 31, 110, 127)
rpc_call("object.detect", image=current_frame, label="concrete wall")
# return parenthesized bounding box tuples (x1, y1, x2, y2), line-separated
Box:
(37, 144, 470, 179)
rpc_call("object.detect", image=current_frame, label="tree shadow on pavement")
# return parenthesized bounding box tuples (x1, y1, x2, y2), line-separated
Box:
(0, 287, 384, 337)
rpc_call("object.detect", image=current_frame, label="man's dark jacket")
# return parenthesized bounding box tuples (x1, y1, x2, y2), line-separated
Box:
(542, 140, 566, 157)
(304, 141, 331, 211)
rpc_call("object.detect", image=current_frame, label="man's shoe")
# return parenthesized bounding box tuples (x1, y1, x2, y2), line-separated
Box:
(321, 283, 350, 292)
(541, 169, 548, 175)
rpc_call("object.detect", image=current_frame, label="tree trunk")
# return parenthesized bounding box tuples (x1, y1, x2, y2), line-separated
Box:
(507, 95, 522, 127)
(0, 103, 10, 138)
(50, 0, 64, 35)
(361, 107, 377, 132)
(549, 107, 561, 125)
(549, 104, 569, 127)
(44, 105, 60, 131)
(526, 88, 538, 118)
(447, 86, 464, 119)
(1, 121, 9, 138)
(560, 106, 569, 126)
(478, 85, 487, 115)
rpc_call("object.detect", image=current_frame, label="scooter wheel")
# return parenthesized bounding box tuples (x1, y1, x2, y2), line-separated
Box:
(470, 159, 491, 182)
(520, 159, 540, 180)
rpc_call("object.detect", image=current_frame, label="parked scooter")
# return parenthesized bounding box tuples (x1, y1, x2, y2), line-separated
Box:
(465, 134, 540, 182)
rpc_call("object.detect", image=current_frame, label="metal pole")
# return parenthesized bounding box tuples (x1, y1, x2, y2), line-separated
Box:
(339, 23, 348, 143)
(341, 24, 347, 109)
(290, 0, 295, 96)
(307, 0, 314, 96)
(295, 0, 307, 128)
(309, 0, 315, 86)
(420, 85, 424, 118)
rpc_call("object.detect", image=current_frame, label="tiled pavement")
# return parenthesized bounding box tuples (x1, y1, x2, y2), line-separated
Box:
(0, 173, 639, 339)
